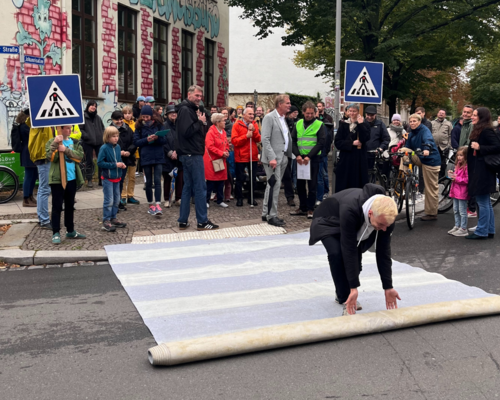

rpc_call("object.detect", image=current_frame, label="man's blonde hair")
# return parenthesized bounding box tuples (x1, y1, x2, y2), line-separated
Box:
(103, 126, 119, 143)
(409, 113, 422, 122)
(122, 106, 133, 114)
(371, 196, 398, 224)
(274, 94, 290, 109)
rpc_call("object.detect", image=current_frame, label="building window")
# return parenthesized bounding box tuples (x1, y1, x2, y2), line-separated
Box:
(181, 30, 194, 100)
(204, 39, 215, 106)
(153, 20, 168, 104)
(72, 0, 98, 97)
(118, 6, 137, 101)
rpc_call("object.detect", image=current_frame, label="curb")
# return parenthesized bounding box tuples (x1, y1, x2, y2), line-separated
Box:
(0, 249, 108, 266)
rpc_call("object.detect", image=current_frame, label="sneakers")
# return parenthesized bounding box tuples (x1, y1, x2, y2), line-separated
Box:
(197, 220, 219, 231)
(52, 233, 61, 244)
(148, 205, 157, 215)
(468, 225, 477, 232)
(111, 218, 127, 228)
(127, 197, 140, 204)
(102, 220, 116, 232)
(218, 202, 229, 208)
(155, 204, 163, 215)
(40, 222, 53, 230)
(307, 211, 314, 219)
(314, 200, 321, 208)
(164, 200, 170, 208)
(467, 210, 477, 218)
(448, 226, 459, 235)
(119, 201, 127, 210)
(66, 231, 86, 239)
(207, 203, 210, 208)
(179, 222, 190, 230)
(452, 228, 468, 237)
(175, 199, 181, 206)
(120, 198, 127, 206)
(87, 181, 93, 188)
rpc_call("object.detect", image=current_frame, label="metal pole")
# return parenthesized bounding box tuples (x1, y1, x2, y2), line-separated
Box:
(20, 46, 26, 107)
(333, 0, 342, 129)
(250, 136, 254, 207)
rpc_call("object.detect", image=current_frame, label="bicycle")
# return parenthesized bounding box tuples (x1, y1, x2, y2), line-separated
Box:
(0, 165, 19, 204)
(394, 149, 426, 229)
(367, 149, 390, 194)
(76, 144, 96, 191)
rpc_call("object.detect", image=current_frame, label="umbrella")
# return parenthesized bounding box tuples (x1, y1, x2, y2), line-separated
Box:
(267, 173, 277, 216)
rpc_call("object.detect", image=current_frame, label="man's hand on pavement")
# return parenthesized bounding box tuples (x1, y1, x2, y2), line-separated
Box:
(269, 159, 277, 169)
(385, 288, 401, 310)
(345, 288, 358, 315)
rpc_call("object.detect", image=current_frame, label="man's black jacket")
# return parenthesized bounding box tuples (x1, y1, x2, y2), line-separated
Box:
(309, 183, 394, 289)
(366, 119, 390, 151)
(175, 99, 205, 156)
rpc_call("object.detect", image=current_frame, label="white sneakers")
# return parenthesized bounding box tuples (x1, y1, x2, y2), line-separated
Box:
(448, 226, 468, 236)
(206, 203, 210, 208)
(218, 202, 229, 208)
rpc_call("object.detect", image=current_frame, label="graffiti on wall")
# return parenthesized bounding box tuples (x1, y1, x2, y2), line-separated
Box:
(130, 0, 220, 39)
(216, 42, 227, 107)
(140, 7, 154, 96)
(195, 30, 205, 88)
(171, 27, 182, 101)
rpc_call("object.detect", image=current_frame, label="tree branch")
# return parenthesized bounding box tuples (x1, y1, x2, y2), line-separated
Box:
(379, 0, 404, 27)
(387, 0, 448, 36)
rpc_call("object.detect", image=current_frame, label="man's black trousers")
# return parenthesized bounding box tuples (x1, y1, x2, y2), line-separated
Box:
(321, 235, 361, 304)
(235, 161, 257, 201)
(50, 180, 77, 235)
(297, 161, 319, 211)
(81, 142, 102, 182)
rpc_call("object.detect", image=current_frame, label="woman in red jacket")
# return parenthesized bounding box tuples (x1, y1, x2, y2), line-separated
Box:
(231, 108, 261, 206)
(204, 113, 230, 208)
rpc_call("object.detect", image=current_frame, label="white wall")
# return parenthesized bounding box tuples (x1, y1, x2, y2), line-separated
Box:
(229, 7, 331, 97)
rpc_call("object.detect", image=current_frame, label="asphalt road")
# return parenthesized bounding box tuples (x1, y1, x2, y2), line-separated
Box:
(1, 210, 500, 399)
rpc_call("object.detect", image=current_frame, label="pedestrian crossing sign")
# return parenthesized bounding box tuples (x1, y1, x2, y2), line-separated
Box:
(344, 60, 384, 104)
(26, 74, 84, 128)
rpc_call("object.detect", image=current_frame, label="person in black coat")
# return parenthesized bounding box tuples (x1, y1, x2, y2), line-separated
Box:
(309, 183, 401, 315)
(334, 104, 370, 193)
(162, 105, 183, 206)
(79, 100, 105, 187)
(132, 96, 145, 120)
(364, 105, 390, 171)
(15, 109, 38, 207)
(109, 110, 136, 208)
(466, 107, 500, 239)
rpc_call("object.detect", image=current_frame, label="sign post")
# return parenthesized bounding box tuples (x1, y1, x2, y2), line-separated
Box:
(344, 60, 384, 105)
(26, 74, 84, 128)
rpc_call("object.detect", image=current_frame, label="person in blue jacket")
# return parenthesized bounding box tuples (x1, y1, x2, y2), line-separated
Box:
(400, 113, 441, 221)
(133, 105, 167, 216)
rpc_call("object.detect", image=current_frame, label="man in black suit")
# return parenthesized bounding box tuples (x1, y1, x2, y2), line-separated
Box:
(309, 184, 401, 315)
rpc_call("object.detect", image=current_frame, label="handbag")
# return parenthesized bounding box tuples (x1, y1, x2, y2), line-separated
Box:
(484, 153, 500, 173)
(208, 150, 225, 172)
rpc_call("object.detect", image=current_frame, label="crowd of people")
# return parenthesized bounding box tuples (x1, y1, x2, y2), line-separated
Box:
(11, 85, 500, 244)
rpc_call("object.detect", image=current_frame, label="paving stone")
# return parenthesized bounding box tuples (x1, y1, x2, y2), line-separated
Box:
(96, 261, 109, 265)
(62, 262, 79, 268)
(27, 265, 45, 269)
(45, 264, 61, 268)
(0, 223, 36, 247)
(77, 261, 95, 266)
(8, 266, 26, 271)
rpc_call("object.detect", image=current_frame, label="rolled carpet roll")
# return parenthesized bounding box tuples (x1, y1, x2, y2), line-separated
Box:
(148, 297, 500, 366)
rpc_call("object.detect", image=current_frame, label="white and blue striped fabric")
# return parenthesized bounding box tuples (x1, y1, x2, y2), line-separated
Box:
(105, 232, 494, 345)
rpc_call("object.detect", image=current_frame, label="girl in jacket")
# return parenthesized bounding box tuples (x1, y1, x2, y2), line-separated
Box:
(204, 113, 230, 208)
(97, 127, 127, 232)
(466, 107, 500, 239)
(448, 147, 469, 237)
(15, 110, 38, 207)
(133, 105, 167, 216)
(121, 106, 140, 205)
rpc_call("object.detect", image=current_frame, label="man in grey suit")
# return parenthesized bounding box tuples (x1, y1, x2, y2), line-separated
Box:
(261, 94, 292, 226)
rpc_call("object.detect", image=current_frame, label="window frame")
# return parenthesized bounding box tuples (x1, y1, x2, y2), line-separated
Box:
(117, 5, 138, 102)
(153, 20, 169, 105)
(181, 30, 194, 100)
(204, 39, 215, 107)
(72, 0, 98, 98)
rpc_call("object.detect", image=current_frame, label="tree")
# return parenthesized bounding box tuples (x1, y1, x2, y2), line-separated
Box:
(227, 0, 500, 116)
(469, 46, 500, 116)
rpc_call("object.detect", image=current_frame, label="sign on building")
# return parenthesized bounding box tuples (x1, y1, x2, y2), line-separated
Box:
(344, 61, 384, 105)
(0, 45, 19, 54)
(26, 74, 84, 128)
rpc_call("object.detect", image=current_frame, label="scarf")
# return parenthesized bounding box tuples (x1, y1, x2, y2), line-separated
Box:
(459, 119, 473, 147)
(347, 118, 357, 133)
(389, 124, 403, 133)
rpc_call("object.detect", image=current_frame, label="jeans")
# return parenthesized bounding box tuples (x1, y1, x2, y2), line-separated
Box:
(453, 198, 468, 230)
(206, 180, 224, 204)
(102, 179, 120, 222)
(23, 167, 38, 198)
(178, 155, 208, 224)
(316, 156, 329, 201)
(50, 180, 77, 234)
(143, 164, 162, 203)
(475, 194, 495, 237)
(36, 162, 51, 224)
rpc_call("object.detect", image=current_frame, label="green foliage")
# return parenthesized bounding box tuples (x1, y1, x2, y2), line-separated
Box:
(286, 92, 322, 117)
(227, 0, 500, 114)
(469, 46, 500, 116)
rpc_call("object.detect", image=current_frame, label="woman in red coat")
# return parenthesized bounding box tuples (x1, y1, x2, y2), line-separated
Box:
(204, 113, 230, 208)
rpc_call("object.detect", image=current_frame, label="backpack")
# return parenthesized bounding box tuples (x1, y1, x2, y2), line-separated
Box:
(10, 123, 23, 153)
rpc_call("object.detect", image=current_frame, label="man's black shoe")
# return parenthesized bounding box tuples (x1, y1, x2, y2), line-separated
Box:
(236, 199, 243, 207)
(262, 216, 267, 222)
(268, 217, 285, 227)
(248, 200, 258, 206)
(287, 198, 296, 207)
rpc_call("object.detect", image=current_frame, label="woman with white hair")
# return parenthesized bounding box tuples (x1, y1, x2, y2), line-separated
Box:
(334, 104, 371, 192)
(203, 113, 230, 208)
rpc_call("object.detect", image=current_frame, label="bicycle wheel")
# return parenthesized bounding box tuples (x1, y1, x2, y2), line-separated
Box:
(0, 166, 19, 204)
(77, 158, 95, 191)
(406, 178, 416, 229)
(491, 176, 500, 208)
(437, 176, 454, 214)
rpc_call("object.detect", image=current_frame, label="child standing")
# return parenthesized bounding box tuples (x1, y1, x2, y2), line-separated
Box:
(121, 106, 140, 205)
(448, 146, 469, 237)
(46, 125, 86, 244)
(97, 127, 128, 232)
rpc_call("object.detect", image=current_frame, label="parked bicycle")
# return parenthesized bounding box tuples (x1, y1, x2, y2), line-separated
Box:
(0, 165, 19, 204)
